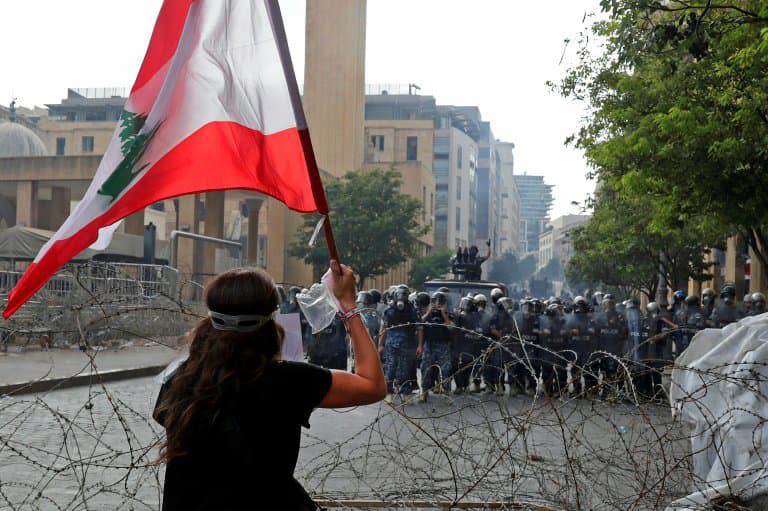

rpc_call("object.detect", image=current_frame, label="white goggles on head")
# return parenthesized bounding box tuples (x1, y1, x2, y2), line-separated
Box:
(207, 309, 277, 333)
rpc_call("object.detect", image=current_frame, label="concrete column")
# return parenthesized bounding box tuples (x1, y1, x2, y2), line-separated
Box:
(175, 194, 200, 274)
(749, 246, 768, 293)
(49, 186, 71, 230)
(124, 210, 145, 236)
(265, 199, 286, 283)
(15, 181, 38, 227)
(202, 191, 225, 276)
(245, 197, 264, 265)
(725, 235, 745, 294)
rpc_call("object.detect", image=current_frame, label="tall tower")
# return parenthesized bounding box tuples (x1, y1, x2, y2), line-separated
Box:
(303, 0, 367, 176)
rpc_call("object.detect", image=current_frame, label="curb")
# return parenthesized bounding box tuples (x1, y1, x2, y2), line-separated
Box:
(0, 365, 167, 396)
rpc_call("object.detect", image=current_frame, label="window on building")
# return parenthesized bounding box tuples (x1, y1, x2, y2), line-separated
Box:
(455, 207, 461, 228)
(81, 136, 95, 153)
(456, 176, 462, 200)
(406, 136, 418, 161)
(84, 111, 107, 121)
(56, 138, 66, 155)
(457, 146, 462, 169)
(370, 135, 384, 151)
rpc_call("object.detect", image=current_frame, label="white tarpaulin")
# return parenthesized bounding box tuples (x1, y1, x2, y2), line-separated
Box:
(666, 313, 768, 510)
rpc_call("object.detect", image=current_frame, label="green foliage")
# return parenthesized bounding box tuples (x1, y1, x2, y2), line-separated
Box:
(408, 248, 453, 289)
(553, 0, 768, 291)
(290, 167, 429, 289)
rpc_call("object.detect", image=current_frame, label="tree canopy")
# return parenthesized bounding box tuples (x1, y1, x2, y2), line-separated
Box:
(408, 248, 453, 289)
(553, 0, 768, 292)
(290, 167, 428, 289)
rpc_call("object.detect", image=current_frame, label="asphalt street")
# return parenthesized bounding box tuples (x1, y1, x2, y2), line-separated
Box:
(0, 376, 692, 510)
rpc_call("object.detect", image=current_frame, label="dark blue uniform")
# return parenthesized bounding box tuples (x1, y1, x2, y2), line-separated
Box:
(381, 304, 419, 395)
(453, 311, 480, 391)
(308, 316, 347, 370)
(420, 308, 453, 393)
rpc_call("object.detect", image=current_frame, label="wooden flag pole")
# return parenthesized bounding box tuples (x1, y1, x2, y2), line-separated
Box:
(267, 0, 341, 271)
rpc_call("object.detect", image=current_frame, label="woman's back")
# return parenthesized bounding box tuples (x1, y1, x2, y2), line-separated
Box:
(157, 361, 331, 510)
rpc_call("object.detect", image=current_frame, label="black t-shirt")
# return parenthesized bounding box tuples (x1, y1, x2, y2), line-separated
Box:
(155, 361, 332, 511)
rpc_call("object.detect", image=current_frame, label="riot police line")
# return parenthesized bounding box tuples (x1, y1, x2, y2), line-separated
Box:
(276, 282, 767, 404)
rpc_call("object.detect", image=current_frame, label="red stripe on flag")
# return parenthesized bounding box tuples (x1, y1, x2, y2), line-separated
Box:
(3, 122, 324, 318)
(131, 0, 195, 94)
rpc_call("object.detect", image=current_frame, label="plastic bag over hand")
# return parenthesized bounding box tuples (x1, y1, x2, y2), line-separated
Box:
(297, 268, 343, 334)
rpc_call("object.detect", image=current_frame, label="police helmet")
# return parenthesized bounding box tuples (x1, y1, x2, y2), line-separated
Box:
(752, 292, 766, 303)
(721, 285, 736, 299)
(288, 285, 301, 296)
(573, 296, 588, 312)
(276, 285, 287, 303)
(368, 289, 381, 304)
(437, 286, 450, 293)
(431, 291, 447, 306)
(626, 297, 639, 309)
(673, 290, 687, 303)
(498, 297, 515, 312)
(743, 293, 754, 304)
(602, 294, 616, 311)
(593, 291, 604, 304)
(394, 287, 410, 301)
(459, 296, 475, 312)
(646, 301, 659, 314)
(545, 303, 559, 316)
(474, 294, 488, 306)
(408, 291, 417, 305)
(702, 288, 715, 299)
(531, 298, 545, 315)
(356, 291, 372, 306)
(490, 288, 505, 304)
(416, 292, 431, 309)
(684, 295, 700, 307)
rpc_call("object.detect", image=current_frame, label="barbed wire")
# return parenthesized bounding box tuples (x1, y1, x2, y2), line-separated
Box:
(0, 263, 766, 510)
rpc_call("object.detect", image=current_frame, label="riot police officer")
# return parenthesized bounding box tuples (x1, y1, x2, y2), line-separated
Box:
(641, 302, 673, 400)
(539, 301, 568, 395)
(710, 285, 741, 327)
(418, 291, 454, 402)
(701, 287, 716, 324)
(485, 289, 512, 395)
(379, 286, 420, 402)
(308, 315, 348, 370)
(453, 296, 479, 394)
(675, 295, 706, 354)
(565, 296, 597, 397)
(594, 294, 627, 395)
(356, 291, 380, 345)
(750, 292, 766, 315)
(512, 298, 541, 396)
(470, 294, 490, 392)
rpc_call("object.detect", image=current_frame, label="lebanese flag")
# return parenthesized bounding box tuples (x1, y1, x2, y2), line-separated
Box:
(3, 0, 328, 318)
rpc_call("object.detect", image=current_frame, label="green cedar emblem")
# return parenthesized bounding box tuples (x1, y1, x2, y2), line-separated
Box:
(97, 111, 159, 202)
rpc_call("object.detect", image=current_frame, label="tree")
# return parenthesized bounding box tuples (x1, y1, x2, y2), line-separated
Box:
(408, 248, 453, 289)
(565, 182, 715, 301)
(487, 251, 537, 285)
(552, 1, 768, 289)
(290, 167, 428, 289)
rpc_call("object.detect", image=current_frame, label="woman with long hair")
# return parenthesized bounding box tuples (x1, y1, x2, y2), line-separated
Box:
(153, 260, 386, 510)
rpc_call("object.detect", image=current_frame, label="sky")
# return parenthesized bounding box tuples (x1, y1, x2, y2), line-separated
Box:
(0, 0, 601, 218)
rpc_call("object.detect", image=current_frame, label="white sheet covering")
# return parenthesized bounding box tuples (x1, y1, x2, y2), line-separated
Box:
(666, 313, 768, 510)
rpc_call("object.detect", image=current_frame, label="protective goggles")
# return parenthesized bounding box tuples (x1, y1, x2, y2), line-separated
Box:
(208, 309, 277, 333)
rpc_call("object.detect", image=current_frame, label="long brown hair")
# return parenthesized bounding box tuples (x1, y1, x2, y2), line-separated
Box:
(156, 268, 283, 462)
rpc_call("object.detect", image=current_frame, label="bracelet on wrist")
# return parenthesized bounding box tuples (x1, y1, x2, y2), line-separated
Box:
(339, 307, 363, 322)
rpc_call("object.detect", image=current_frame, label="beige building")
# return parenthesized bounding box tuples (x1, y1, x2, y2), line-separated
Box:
(362, 116, 436, 289)
(537, 214, 590, 271)
(495, 141, 520, 255)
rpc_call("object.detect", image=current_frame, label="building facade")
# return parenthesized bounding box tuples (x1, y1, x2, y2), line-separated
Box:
(495, 141, 520, 255)
(514, 173, 553, 254)
(537, 214, 591, 271)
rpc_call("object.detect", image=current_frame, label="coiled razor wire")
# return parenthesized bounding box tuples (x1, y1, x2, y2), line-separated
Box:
(0, 266, 766, 509)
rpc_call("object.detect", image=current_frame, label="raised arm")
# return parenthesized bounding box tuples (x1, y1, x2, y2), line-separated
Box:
(319, 260, 387, 408)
